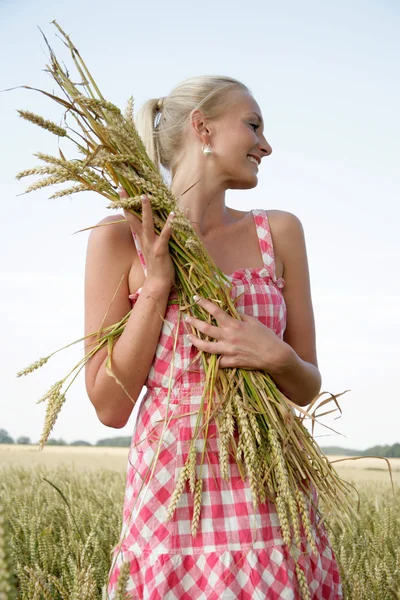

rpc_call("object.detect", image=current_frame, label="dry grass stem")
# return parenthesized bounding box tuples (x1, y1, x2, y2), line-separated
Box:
(14, 24, 359, 587)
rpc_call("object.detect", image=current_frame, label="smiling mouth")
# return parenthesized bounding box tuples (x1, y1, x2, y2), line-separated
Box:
(247, 155, 259, 167)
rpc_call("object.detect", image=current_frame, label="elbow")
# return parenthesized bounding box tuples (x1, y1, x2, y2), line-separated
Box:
(96, 407, 131, 429)
(294, 397, 314, 408)
(295, 372, 322, 408)
(86, 384, 135, 429)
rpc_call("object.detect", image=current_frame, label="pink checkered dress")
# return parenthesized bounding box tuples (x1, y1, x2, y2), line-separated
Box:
(107, 209, 342, 599)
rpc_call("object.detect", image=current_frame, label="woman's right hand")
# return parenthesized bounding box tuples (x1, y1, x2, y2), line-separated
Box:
(119, 187, 176, 288)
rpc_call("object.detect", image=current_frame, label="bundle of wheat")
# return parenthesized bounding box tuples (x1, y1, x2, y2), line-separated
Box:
(15, 22, 358, 595)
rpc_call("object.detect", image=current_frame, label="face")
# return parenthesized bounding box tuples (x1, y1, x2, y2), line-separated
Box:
(207, 90, 272, 190)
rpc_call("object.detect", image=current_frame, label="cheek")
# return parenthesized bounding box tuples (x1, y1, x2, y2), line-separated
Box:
(214, 128, 255, 172)
(220, 137, 247, 164)
(217, 126, 247, 152)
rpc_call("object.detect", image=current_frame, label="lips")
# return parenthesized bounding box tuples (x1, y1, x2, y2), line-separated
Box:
(247, 155, 260, 166)
(247, 154, 261, 165)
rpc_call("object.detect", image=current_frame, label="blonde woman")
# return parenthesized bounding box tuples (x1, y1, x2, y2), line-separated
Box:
(84, 76, 342, 599)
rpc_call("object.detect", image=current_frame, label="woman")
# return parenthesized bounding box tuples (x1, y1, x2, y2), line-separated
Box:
(84, 76, 342, 599)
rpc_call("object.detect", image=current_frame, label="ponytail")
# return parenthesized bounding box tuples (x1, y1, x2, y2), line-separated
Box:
(135, 97, 161, 167)
(135, 76, 249, 178)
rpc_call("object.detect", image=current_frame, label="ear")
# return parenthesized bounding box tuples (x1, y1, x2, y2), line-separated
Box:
(190, 109, 211, 144)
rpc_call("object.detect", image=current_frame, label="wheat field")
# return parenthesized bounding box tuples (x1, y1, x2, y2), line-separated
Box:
(1, 446, 399, 599)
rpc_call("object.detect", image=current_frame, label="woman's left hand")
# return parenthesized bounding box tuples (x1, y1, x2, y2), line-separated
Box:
(185, 295, 290, 371)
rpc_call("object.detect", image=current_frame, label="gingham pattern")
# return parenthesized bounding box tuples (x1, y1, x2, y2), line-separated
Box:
(107, 210, 342, 599)
(127, 210, 287, 389)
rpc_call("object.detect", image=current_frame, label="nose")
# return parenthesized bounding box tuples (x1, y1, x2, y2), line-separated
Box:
(260, 136, 272, 157)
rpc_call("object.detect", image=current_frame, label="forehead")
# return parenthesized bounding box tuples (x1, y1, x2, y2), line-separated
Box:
(224, 89, 262, 119)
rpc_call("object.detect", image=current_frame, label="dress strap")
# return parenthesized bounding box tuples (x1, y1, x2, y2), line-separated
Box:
(132, 232, 147, 276)
(132, 212, 284, 287)
(251, 209, 284, 286)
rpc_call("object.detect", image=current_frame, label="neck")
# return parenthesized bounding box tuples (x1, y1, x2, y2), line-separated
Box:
(170, 159, 231, 237)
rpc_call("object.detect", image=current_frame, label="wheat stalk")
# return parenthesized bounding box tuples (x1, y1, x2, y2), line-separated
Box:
(13, 22, 361, 593)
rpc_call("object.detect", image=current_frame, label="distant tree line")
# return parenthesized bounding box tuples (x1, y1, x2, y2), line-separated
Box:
(2, 429, 400, 457)
(318, 444, 400, 458)
(0, 430, 31, 445)
(361, 443, 400, 458)
(0, 429, 131, 448)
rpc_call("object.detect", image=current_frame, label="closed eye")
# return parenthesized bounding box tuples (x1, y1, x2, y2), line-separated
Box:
(250, 123, 259, 131)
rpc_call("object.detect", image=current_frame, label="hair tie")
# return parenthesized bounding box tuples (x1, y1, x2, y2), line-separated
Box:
(156, 96, 165, 111)
(154, 97, 165, 129)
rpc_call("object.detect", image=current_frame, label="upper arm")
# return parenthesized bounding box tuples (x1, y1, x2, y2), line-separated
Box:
(84, 215, 137, 394)
(273, 212, 318, 367)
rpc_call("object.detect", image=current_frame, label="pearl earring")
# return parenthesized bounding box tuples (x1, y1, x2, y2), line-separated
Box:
(202, 143, 212, 156)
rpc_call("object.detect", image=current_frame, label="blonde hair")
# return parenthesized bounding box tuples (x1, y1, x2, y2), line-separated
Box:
(135, 75, 249, 178)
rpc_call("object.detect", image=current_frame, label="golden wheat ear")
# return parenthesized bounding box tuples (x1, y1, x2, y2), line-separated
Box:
(13, 24, 359, 577)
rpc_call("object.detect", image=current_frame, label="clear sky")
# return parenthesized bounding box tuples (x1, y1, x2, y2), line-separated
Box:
(1, 0, 399, 450)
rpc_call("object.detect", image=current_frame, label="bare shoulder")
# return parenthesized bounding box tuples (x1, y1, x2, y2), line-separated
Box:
(88, 213, 133, 245)
(86, 213, 139, 268)
(266, 209, 303, 238)
(267, 211, 317, 366)
(265, 210, 304, 277)
(85, 213, 143, 293)
(267, 210, 304, 264)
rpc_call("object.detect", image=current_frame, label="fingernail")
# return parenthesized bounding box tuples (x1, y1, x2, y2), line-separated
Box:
(193, 294, 201, 302)
(141, 195, 147, 203)
(183, 314, 191, 323)
(169, 211, 175, 218)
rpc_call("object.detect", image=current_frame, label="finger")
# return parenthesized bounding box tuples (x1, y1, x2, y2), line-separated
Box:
(117, 185, 129, 199)
(158, 211, 175, 244)
(140, 195, 156, 240)
(218, 356, 238, 369)
(187, 333, 223, 355)
(123, 208, 142, 236)
(192, 295, 229, 325)
(238, 312, 256, 323)
(184, 315, 221, 340)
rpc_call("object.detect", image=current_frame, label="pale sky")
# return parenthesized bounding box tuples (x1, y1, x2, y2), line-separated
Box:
(1, 0, 399, 450)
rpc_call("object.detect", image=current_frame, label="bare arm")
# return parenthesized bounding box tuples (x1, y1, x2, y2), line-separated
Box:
(122, 204, 319, 411)
(84, 199, 175, 428)
(267, 211, 321, 406)
(180, 210, 321, 407)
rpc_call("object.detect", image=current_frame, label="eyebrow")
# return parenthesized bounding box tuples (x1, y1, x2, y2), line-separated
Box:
(247, 112, 264, 126)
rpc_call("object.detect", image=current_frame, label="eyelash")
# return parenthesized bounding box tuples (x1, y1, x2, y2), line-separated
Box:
(250, 123, 259, 131)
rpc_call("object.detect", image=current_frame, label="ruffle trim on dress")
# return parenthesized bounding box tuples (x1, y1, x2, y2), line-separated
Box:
(128, 269, 285, 306)
(223, 266, 285, 289)
(108, 542, 342, 599)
